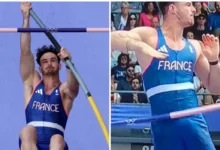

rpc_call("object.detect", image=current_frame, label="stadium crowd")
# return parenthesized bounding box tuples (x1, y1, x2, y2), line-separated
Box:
(111, 2, 220, 105)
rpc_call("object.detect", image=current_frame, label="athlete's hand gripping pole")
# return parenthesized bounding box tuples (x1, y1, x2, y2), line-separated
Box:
(29, 9, 109, 147)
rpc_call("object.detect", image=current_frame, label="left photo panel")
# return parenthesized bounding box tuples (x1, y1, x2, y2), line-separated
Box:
(0, 2, 110, 150)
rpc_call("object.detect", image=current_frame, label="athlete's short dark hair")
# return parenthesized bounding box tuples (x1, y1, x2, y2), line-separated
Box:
(159, 2, 174, 16)
(36, 45, 60, 65)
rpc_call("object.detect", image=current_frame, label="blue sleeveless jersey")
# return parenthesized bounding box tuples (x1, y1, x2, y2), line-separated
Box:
(142, 28, 198, 115)
(25, 81, 68, 143)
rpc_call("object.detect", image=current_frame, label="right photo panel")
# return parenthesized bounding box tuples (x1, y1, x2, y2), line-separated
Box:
(111, 2, 220, 150)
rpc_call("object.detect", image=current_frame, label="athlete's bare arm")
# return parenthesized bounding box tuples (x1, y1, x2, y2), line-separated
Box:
(111, 27, 168, 71)
(20, 2, 41, 105)
(62, 69, 79, 108)
(59, 48, 79, 112)
(190, 38, 220, 93)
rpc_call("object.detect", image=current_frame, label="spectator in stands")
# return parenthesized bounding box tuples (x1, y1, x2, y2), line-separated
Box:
(111, 13, 116, 31)
(208, 2, 220, 32)
(116, 2, 130, 30)
(116, 64, 135, 103)
(116, 76, 147, 103)
(193, 13, 211, 41)
(111, 78, 116, 103)
(197, 81, 214, 105)
(134, 62, 142, 78)
(116, 64, 135, 91)
(186, 31, 194, 39)
(124, 13, 138, 31)
(130, 77, 148, 103)
(111, 53, 129, 83)
(152, 16, 160, 28)
(193, 2, 208, 19)
(137, 2, 159, 27)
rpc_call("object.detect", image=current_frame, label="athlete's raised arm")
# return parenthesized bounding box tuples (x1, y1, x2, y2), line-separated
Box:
(58, 48, 79, 106)
(20, 2, 40, 86)
(192, 34, 220, 93)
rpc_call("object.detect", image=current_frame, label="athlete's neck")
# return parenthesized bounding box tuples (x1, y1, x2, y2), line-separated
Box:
(161, 18, 183, 42)
(43, 75, 61, 90)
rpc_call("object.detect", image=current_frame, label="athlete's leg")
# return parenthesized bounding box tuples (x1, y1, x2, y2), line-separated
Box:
(182, 114, 215, 150)
(151, 120, 185, 150)
(50, 134, 66, 150)
(19, 125, 38, 150)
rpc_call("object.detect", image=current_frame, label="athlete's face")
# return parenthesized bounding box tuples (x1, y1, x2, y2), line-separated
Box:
(172, 2, 196, 27)
(39, 52, 61, 76)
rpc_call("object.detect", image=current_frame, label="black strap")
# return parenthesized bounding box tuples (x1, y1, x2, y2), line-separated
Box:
(209, 60, 219, 65)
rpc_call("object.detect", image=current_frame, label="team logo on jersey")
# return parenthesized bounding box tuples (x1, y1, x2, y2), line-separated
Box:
(189, 45, 194, 53)
(158, 45, 168, 53)
(55, 89, 59, 96)
(35, 89, 43, 95)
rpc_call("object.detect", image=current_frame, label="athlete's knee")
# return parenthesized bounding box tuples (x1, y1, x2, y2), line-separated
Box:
(20, 125, 37, 141)
(50, 134, 65, 149)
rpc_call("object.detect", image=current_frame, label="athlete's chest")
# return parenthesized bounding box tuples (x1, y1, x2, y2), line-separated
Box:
(29, 87, 62, 113)
(154, 44, 196, 72)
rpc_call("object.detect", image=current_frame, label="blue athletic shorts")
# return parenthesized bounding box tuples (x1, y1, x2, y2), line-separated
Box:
(19, 138, 69, 150)
(151, 114, 215, 150)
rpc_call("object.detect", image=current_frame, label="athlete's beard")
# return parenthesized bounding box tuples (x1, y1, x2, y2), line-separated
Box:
(42, 68, 59, 76)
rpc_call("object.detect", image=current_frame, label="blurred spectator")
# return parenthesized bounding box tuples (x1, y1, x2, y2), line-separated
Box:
(116, 65, 135, 103)
(116, 2, 130, 30)
(117, 64, 135, 92)
(193, 13, 211, 41)
(116, 77, 147, 103)
(186, 31, 194, 39)
(137, 2, 159, 27)
(193, 2, 208, 20)
(214, 28, 220, 38)
(208, 2, 220, 32)
(111, 13, 116, 31)
(197, 81, 214, 105)
(111, 78, 116, 102)
(131, 77, 148, 103)
(152, 16, 160, 28)
(111, 53, 129, 83)
(124, 13, 138, 30)
(134, 62, 142, 77)
(128, 50, 138, 65)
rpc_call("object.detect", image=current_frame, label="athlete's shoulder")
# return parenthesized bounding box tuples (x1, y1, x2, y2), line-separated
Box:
(130, 26, 157, 36)
(188, 39, 202, 51)
(188, 39, 202, 59)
